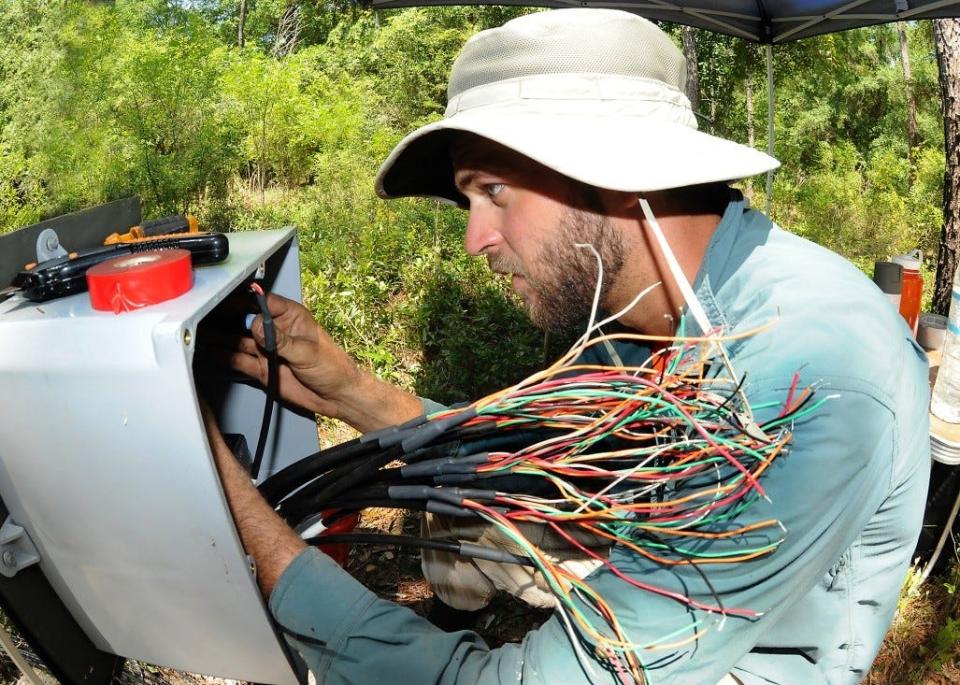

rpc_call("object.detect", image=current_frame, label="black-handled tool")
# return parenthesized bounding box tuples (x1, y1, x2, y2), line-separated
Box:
(3, 233, 229, 303)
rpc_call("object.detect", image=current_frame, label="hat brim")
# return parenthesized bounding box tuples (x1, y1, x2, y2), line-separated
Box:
(375, 108, 780, 205)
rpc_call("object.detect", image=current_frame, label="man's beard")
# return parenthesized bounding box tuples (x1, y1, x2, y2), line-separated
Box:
(490, 208, 627, 333)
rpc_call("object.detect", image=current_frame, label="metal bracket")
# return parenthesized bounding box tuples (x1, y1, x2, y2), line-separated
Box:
(0, 517, 40, 578)
(35, 228, 68, 263)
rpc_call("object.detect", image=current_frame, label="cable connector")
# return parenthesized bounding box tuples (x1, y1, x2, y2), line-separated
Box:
(400, 452, 488, 478)
(360, 414, 428, 447)
(400, 408, 478, 454)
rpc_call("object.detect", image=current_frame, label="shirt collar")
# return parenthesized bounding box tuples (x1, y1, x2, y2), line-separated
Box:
(684, 189, 748, 337)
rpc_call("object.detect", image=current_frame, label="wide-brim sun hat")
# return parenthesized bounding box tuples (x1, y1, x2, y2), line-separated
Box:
(375, 8, 779, 206)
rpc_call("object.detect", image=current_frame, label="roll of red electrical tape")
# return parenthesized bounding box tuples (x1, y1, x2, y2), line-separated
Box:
(86, 249, 193, 314)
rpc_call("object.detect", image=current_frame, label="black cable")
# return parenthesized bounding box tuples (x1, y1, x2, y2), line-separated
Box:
(306, 533, 534, 566)
(259, 437, 376, 506)
(262, 426, 498, 508)
(278, 445, 404, 521)
(250, 285, 278, 480)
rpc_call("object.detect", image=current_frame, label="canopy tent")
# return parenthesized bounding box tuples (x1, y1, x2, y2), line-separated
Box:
(370, 0, 960, 212)
(369, 0, 960, 43)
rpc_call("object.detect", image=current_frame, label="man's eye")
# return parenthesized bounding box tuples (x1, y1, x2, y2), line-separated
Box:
(485, 183, 505, 199)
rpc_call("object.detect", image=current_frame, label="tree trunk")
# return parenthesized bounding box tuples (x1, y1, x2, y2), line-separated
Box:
(238, 0, 247, 48)
(706, 52, 717, 134)
(744, 74, 755, 202)
(933, 19, 960, 316)
(273, 3, 303, 58)
(680, 26, 700, 115)
(898, 22, 918, 187)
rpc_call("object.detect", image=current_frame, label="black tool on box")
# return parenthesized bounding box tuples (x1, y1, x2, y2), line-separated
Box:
(2, 232, 229, 302)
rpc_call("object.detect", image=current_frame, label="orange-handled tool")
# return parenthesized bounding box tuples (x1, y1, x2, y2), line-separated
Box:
(104, 214, 199, 245)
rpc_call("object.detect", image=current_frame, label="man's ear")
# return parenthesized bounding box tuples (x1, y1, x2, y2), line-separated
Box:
(598, 189, 640, 218)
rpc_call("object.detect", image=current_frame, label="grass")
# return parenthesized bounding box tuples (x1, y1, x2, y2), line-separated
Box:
(866, 563, 960, 684)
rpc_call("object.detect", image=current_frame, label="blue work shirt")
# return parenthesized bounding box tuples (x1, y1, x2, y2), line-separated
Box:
(269, 193, 930, 684)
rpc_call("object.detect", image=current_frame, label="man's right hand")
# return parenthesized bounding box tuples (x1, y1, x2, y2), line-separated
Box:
(231, 293, 423, 434)
(232, 293, 360, 418)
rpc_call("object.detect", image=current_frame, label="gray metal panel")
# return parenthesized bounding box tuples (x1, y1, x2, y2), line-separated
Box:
(0, 229, 312, 684)
(0, 198, 141, 288)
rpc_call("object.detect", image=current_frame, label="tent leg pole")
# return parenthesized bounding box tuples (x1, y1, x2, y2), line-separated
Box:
(765, 43, 775, 217)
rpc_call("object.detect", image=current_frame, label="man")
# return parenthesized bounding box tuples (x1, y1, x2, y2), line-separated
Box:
(212, 9, 930, 683)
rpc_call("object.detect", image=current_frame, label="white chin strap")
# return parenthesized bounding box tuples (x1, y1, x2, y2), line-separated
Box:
(637, 196, 712, 334)
(638, 196, 765, 440)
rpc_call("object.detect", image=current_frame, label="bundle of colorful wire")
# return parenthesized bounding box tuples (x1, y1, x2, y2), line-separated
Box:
(261, 326, 825, 684)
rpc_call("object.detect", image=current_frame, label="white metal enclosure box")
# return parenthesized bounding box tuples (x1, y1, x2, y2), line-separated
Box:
(0, 229, 318, 683)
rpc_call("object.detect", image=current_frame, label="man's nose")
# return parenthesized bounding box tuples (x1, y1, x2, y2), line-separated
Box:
(463, 210, 502, 256)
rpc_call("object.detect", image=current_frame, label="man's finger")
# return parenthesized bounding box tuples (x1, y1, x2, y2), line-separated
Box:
(229, 350, 268, 384)
(235, 335, 261, 356)
(265, 292, 296, 315)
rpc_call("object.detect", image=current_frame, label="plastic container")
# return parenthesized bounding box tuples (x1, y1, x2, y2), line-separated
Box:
(873, 261, 903, 310)
(919, 312, 948, 351)
(892, 251, 923, 336)
(931, 264, 960, 423)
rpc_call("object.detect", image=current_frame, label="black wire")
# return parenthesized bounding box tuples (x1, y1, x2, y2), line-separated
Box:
(275, 427, 564, 509)
(250, 285, 278, 480)
(709, 372, 748, 422)
(262, 426, 502, 508)
(307, 532, 535, 566)
(259, 437, 376, 505)
(278, 445, 404, 521)
(636, 529, 726, 619)
(308, 532, 460, 554)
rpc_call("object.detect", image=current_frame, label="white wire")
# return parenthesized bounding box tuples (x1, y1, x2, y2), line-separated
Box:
(590, 281, 664, 336)
(575, 242, 605, 338)
(637, 197, 764, 442)
(556, 603, 607, 684)
(573, 439, 699, 514)
(919, 482, 960, 587)
(636, 199, 712, 335)
(568, 242, 661, 369)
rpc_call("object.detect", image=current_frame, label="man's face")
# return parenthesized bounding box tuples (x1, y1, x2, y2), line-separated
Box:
(452, 139, 627, 333)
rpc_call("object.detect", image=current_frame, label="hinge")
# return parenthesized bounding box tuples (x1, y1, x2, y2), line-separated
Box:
(0, 517, 40, 578)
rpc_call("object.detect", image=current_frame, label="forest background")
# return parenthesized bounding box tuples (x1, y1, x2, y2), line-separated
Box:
(0, 0, 950, 402)
(0, 0, 959, 681)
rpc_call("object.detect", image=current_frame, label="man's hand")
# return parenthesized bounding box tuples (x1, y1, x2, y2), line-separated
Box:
(231, 293, 360, 417)
(232, 293, 422, 433)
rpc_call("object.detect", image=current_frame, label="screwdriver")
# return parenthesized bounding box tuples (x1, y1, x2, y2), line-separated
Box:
(104, 214, 199, 245)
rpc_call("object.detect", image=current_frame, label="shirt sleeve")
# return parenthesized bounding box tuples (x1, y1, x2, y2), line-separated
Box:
(269, 546, 613, 684)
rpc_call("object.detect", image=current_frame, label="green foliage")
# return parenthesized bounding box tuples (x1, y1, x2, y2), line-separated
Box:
(0, 3, 949, 397)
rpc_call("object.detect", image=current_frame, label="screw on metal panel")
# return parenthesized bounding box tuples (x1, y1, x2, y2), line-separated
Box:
(44, 235, 59, 251)
(183, 329, 192, 346)
(2, 551, 16, 567)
